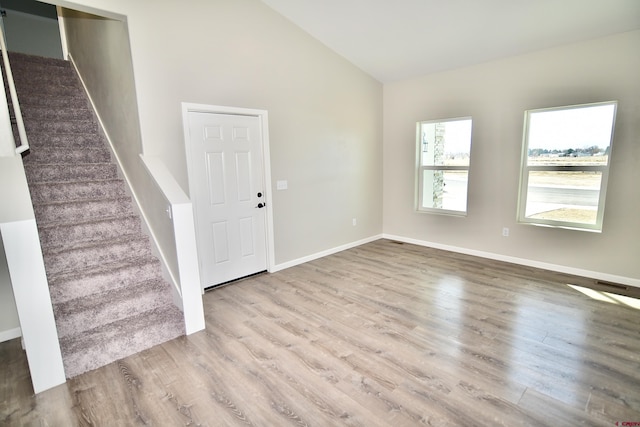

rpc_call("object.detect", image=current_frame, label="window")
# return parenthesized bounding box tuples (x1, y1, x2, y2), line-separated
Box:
(517, 101, 617, 232)
(416, 117, 472, 215)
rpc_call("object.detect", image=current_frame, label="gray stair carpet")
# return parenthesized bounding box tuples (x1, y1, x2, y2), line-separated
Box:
(3, 52, 185, 378)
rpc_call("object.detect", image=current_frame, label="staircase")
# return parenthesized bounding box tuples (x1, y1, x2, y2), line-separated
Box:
(3, 52, 185, 378)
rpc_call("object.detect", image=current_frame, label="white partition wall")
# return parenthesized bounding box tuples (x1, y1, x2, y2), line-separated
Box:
(0, 156, 66, 393)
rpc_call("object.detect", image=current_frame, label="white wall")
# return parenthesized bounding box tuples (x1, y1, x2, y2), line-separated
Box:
(384, 30, 640, 283)
(56, 0, 383, 266)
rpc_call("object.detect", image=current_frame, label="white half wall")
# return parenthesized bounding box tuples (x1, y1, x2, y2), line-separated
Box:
(0, 156, 65, 393)
(0, 238, 20, 342)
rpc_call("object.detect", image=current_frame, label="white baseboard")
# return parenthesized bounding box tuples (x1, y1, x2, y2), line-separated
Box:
(383, 234, 640, 288)
(0, 327, 21, 343)
(272, 234, 383, 272)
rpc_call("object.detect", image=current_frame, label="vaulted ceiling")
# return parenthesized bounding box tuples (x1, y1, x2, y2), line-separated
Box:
(261, 0, 640, 82)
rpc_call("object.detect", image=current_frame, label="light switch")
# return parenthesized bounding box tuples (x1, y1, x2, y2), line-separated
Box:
(276, 180, 288, 190)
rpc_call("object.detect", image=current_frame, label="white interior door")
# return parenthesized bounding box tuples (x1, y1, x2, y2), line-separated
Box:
(187, 111, 267, 288)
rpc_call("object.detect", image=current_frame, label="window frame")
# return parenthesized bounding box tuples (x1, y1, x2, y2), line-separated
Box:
(516, 101, 617, 232)
(415, 116, 473, 216)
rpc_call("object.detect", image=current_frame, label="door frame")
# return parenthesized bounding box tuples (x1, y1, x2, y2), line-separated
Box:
(181, 103, 275, 289)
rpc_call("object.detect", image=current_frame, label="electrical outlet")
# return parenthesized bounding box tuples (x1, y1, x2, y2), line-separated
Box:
(502, 227, 509, 237)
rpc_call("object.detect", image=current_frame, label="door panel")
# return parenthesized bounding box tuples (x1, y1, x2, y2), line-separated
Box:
(188, 112, 267, 288)
(212, 221, 230, 263)
(206, 152, 226, 205)
(235, 152, 252, 201)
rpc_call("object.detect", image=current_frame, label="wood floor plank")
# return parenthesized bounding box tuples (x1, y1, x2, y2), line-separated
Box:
(2, 239, 640, 425)
(518, 387, 610, 427)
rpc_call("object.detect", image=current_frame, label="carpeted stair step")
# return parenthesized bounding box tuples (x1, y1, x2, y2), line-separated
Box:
(8, 56, 78, 82)
(54, 278, 175, 339)
(7, 61, 71, 76)
(10, 72, 81, 94)
(33, 197, 134, 226)
(8, 51, 72, 68)
(25, 132, 105, 148)
(38, 215, 141, 249)
(7, 84, 84, 102)
(2, 56, 71, 95)
(48, 257, 164, 305)
(23, 146, 112, 165)
(16, 81, 85, 99)
(3, 62, 74, 93)
(11, 67, 78, 85)
(13, 93, 89, 110)
(24, 162, 117, 183)
(28, 179, 127, 204)
(43, 234, 153, 277)
(59, 305, 185, 378)
(9, 72, 73, 88)
(25, 118, 99, 134)
(21, 106, 94, 122)
(12, 72, 79, 91)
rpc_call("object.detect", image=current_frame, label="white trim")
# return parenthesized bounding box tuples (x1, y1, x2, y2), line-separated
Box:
(272, 234, 383, 272)
(0, 327, 21, 343)
(56, 6, 69, 60)
(383, 233, 640, 288)
(170, 202, 205, 334)
(44, 1, 127, 21)
(181, 103, 276, 288)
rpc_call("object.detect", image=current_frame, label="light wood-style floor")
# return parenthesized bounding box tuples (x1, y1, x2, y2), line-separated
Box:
(2, 239, 640, 426)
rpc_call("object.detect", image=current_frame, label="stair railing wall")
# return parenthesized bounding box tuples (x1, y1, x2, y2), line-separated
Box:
(0, 156, 66, 393)
(0, 24, 29, 156)
(140, 155, 205, 335)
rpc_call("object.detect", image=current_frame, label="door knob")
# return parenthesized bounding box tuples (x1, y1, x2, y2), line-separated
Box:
(256, 203, 265, 208)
